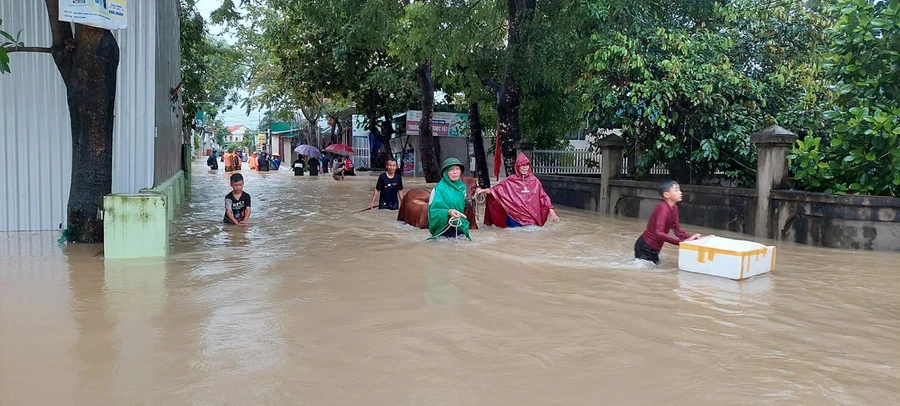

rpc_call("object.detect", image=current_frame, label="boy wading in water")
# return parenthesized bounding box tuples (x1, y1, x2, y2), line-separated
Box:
(224, 173, 252, 225)
(368, 159, 405, 210)
(635, 181, 704, 264)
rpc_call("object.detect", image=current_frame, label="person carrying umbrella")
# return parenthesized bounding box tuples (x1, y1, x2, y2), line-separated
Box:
(427, 158, 472, 241)
(293, 155, 306, 176)
(307, 156, 321, 176)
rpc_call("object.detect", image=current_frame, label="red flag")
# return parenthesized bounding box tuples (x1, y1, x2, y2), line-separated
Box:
(493, 132, 502, 181)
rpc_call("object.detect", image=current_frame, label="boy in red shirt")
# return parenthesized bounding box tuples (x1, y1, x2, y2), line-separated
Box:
(634, 181, 703, 264)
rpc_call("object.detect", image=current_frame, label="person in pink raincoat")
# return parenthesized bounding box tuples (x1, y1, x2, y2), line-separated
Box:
(476, 152, 559, 228)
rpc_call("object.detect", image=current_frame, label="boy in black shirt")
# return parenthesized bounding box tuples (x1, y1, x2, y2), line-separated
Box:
(368, 159, 405, 210)
(224, 173, 252, 225)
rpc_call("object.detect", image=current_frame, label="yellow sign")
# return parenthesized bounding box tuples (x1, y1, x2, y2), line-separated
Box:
(257, 134, 266, 144)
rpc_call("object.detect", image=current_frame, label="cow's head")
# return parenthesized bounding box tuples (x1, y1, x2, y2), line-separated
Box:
(462, 176, 478, 209)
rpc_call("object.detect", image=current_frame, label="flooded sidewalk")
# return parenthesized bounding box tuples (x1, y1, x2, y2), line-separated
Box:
(1, 162, 899, 405)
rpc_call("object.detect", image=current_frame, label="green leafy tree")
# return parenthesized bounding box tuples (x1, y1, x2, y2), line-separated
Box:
(584, 0, 831, 185)
(477, 0, 592, 175)
(180, 0, 245, 148)
(233, 0, 416, 159)
(790, 0, 900, 196)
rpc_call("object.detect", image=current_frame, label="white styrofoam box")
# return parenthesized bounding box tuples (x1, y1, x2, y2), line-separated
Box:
(678, 236, 776, 280)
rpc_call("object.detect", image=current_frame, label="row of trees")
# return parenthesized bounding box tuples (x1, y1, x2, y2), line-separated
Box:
(213, 0, 589, 183)
(1, 0, 895, 243)
(209, 0, 896, 195)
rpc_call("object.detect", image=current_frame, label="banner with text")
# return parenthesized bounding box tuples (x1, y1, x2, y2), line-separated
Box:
(406, 111, 468, 137)
(60, 0, 127, 30)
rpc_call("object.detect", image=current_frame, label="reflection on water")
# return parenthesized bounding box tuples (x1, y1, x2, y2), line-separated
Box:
(1, 162, 899, 405)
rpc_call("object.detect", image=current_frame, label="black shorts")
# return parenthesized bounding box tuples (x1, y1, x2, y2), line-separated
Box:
(634, 236, 660, 264)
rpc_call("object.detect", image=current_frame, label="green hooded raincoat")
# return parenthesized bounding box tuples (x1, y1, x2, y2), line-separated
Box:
(428, 159, 472, 240)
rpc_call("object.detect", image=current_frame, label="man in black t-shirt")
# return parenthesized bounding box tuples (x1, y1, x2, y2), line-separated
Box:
(224, 173, 252, 225)
(368, 159, 405, 210)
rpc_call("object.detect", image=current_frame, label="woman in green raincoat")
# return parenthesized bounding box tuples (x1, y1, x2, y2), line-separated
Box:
(428, 158, 472, 240)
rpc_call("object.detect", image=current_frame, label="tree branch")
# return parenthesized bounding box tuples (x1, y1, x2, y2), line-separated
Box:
(44, 0, 75, 86)
(7, 46, 53, 54)
(480, 75, 501, 93)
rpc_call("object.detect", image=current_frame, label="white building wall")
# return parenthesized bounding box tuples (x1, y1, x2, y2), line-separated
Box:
(0, 1, 73, 231)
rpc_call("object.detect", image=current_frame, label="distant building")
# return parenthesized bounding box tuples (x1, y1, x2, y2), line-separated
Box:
(226, 125, 248, 144)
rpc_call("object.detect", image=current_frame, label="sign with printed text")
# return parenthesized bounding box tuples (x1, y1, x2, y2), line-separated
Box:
(60, 0, 127, 30)
(406, 111, 468, 137)
(402, 149, 415, 174)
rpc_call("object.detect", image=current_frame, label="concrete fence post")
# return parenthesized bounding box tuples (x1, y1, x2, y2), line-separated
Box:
(597, 135, 626, 214)
(750, 125, 797, 239)
(514, 140, 534, 162)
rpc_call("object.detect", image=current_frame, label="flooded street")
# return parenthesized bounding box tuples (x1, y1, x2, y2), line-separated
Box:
(2, 162, 899, 405)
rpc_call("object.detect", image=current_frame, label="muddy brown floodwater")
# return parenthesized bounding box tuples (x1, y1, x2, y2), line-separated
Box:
(1, 162, 899, 405)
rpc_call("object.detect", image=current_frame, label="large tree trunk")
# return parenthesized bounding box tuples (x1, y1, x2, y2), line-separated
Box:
(380, 112, 396, 167)
(334, 115, 343, 146)
(486, 0, 535, 176)
(364, 97, 387, 162)
(46, 0, 119, 243)
(496, 75, 522, 177)
(415, 63, 441, 182)
(468, 102, 491, 188)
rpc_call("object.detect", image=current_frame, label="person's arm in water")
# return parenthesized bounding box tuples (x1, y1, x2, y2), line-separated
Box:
(240, 195, 252, 225)
(369, 190, 381, 209)
(540, 189, 559, 222)
(240, 207, 251, 225)
(369, 175, 384, 209)
(225, 197, 241, 225)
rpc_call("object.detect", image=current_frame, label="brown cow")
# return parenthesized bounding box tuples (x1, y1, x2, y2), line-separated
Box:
(397, 176, 479, 230)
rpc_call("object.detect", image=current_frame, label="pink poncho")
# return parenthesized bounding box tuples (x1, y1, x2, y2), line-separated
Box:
(483, 153, 553, 227)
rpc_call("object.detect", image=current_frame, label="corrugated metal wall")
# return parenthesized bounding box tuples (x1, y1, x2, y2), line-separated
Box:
(111, 0, 157, 194)
(0, 1, 73, 231)
(153, 0, 183, 187)
(1, 0, 171, 231)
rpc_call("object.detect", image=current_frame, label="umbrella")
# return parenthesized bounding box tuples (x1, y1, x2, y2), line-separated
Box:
(325, 143, 355, 156)
(294, 144, 323, 158)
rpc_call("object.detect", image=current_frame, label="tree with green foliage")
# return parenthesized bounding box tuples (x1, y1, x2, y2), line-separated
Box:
(180, 0, 245, 141)
(584, 0, 831, 185)
(230, 0, 417, 162)
(469, 0, 593, 175)
(789, 0, 900, 196)
(393, 0, 504, 181)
